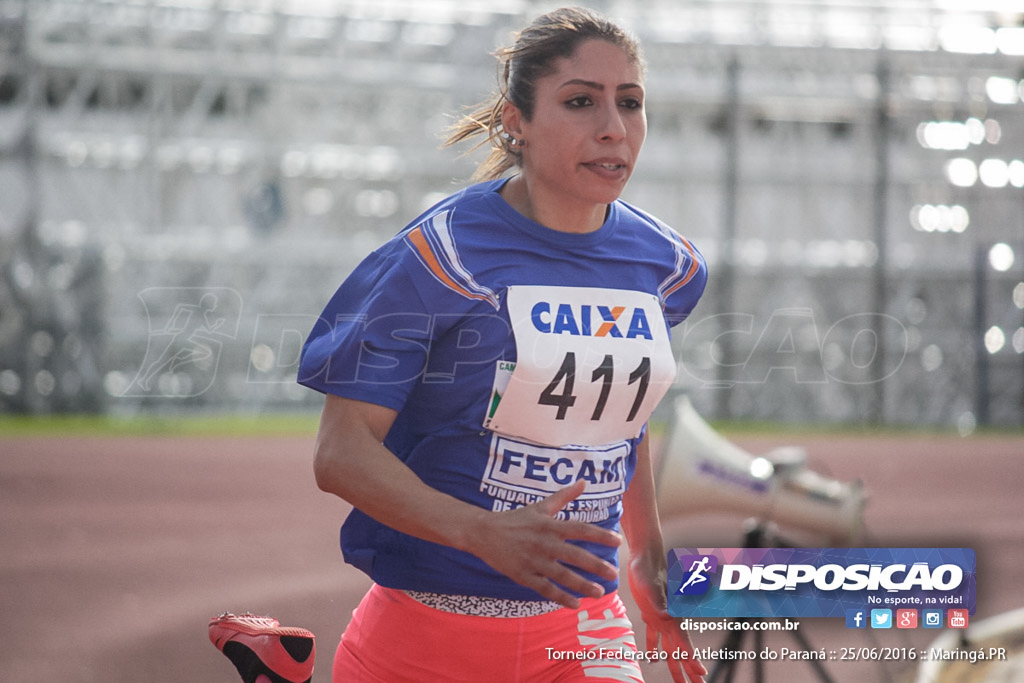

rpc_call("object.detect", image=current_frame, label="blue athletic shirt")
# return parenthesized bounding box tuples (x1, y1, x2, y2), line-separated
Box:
(298, 178, 707, 601)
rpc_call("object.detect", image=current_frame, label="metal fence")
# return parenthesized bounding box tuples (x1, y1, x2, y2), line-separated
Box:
(1, 0, 1022, 427)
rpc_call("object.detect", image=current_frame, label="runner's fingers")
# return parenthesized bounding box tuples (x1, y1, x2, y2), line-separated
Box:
(667, 657, 686, 683)
(520, 574, 581, 609)
(546, 560, 607, 599)
(534, 480, 587, 517)
(673, 631, 707, 682)
(645, 624, 659, 653)
(552, 541, 618, 582)
(682, 657, 707, 683)
(556, 519, 622, 548)
(506, 545, 607, 603)
(664, 653, 706, 683)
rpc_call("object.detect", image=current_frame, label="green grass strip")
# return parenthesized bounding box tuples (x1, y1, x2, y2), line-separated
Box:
(1, 413, 1017, 439)
(0, 413, 321, 438)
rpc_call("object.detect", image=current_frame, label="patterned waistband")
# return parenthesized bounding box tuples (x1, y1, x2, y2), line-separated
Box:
(402, 590, 563, 618)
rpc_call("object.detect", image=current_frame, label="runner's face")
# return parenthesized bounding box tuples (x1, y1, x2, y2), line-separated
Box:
(514, 39, 646, 210)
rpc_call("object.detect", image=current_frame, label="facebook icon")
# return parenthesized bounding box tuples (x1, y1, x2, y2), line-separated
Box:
(846, 609, 867, 629)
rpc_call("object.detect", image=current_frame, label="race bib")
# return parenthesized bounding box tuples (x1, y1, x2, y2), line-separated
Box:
(480, 435, 630, 519)
(483, 285, 676, 447)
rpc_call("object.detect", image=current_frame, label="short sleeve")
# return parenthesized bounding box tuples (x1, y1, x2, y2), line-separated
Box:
(298, 246, 448, 411)
(662, 235, 709, 328)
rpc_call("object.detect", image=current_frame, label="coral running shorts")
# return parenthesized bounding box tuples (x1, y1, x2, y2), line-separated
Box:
(333, 584, 645, 682)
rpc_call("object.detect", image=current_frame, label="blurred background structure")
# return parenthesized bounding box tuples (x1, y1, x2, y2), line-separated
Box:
(1, 0, 1022, 427)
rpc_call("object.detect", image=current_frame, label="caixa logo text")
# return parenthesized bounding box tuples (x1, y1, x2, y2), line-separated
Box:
(719, 562, 964, 592)
(530, 302, 655, 340)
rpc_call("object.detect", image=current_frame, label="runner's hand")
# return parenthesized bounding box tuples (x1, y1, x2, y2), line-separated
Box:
(628, 554, 707, 683)
(465, 480, 621, 609)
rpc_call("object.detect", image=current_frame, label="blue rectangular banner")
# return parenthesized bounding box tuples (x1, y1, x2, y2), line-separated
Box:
(667, 547, 976, 619)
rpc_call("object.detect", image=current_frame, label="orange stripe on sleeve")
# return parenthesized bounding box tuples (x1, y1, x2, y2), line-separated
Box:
(664, 236, 702, 298)
(407, 227, 486, 302)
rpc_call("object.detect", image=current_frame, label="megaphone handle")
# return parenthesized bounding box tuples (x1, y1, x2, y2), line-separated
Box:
(740, 518, 799, 550)
(741, 521, 767, 548)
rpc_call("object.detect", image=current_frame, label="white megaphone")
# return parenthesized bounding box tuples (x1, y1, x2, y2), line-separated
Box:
(654, 393, 866, 545)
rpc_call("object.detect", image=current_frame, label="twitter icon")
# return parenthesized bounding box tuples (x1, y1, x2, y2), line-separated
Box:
(871, 609, 893, 629)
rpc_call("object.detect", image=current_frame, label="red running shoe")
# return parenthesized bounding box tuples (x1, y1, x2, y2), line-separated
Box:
(209, 612, 315, 683)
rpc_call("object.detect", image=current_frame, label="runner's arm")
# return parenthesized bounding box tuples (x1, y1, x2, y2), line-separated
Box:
(621, 432, 707, 683)
(312, 393, 621, 608)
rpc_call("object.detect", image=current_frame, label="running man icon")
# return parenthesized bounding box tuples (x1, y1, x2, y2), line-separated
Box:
(678, 555, 717, 595)
(125, 287, 242, 397)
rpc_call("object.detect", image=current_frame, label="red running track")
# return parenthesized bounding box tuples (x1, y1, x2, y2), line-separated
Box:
(1, 431, 1021, 682)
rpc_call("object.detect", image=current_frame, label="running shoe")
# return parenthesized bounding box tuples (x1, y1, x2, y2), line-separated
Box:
(209, 612, 315, 683)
